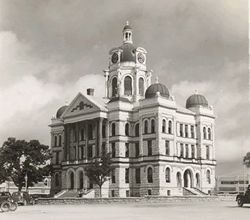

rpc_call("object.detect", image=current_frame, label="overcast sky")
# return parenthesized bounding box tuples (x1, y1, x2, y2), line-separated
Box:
(0, 0, 248, 175)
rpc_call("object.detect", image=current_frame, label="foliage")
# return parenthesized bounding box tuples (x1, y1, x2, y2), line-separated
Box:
(0, 137, 52, 191)
(85, 152, 114, 197)
(243, 152, 250, 168)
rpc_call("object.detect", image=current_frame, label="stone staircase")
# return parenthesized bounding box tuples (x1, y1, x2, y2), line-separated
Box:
(54, 189, 95, 198)
(183, 187, 207, 196)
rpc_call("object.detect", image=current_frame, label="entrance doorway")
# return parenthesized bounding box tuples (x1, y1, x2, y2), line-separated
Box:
(183, 169, 192, 188)
(70, 172, 74, 190)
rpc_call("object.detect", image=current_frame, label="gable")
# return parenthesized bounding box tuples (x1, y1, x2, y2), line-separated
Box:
(62, 93, 104, 118)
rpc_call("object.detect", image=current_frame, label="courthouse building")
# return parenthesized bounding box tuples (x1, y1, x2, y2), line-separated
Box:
(50, 22, 216, 197)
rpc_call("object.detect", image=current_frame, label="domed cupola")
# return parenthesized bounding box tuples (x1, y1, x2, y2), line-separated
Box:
(56, 105, 68, 118)
(145, 83, 170, 99)
(186, 93, 209, 109)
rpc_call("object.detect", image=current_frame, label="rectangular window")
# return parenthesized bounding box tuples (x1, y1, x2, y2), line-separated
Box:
(135, 168, 141, 184)
(112, 169, 116, 183)
(125, 168, 129, 183)
(78, 146, 82, 160)
(55, 152, 59, 164)
(165, 140, 170, 156)
(148, 189, 152, 195)
(102, 143, 106, 156)
(180, 143, 184, 157)
(88, 124, 93, 140)
(185, 125, 188, 138)
(135, 143, 139, 157)
(180, 124, 183, 137)
(112, 143, 116, 158)
(191, 145, 195, 158)
(126, 190, 130, 197)
(191, 125, 195, 138)
(58, 135, 62, 146)
(167, 190, 171, 196)
(111, 190, 115, 197)
(206, 146, 210, 160)
(88, 145, 93, 158)
(148, 140, 152, 156)
(125, 143, 129, 157)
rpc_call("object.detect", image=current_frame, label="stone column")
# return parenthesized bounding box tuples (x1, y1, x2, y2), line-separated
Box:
(98, 118, 103, 157)
(85, 122, 88, 159)
(105, 120, 110, 153)
(139, 117, 143, 156)
(75, 123, 79, 161)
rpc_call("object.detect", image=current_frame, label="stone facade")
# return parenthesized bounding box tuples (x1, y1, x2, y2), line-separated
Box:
(49, 22, 216, 197)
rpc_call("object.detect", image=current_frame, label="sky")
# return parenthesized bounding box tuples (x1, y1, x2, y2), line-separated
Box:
(0, 0, 248, 176)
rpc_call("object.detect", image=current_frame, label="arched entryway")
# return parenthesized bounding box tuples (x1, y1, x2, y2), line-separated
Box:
(79, 171, 84, 189)
(69, 171, 75, 190)
(183, 169, 193, 188)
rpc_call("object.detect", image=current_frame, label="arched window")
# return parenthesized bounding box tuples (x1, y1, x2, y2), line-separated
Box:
(168, 121, 172, 134)
(124, 76, 132, 96)
(125, 123, 129, 136)
(144, 120, 148, 134)
(54, 136, 57, 146)
(177, 172, 182, 188)
(139, 77, 144, 96)
(135, 123, 139, 137)
(206, 170, 211, 184)
(165, 168, 170, 183)
(112, 123, 116, 136)
(112, 77, 118, 97)
(151, 119, 155, 133)
(79, 101, 84, 110)
(162, 119, 166, 133)
(55, 173, 60, 187)
(185, 144, 189, 158)
(206, 146, 210, 160)
(147, 167, 153, 183)
(208, 128, 211, 140)
(203, 127, 207, 139)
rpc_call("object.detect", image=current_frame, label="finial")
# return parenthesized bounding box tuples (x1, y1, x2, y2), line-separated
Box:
(65, 99, 69, 105)
(155, 76, 159, 83)
(195, 89, 198, 94)
(126, 21, 129, 25)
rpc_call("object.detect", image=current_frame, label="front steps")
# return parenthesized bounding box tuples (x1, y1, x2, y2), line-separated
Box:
(183, 187, 207, 196)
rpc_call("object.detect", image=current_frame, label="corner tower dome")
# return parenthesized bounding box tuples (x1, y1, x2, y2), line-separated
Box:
(56, 105, 68, 118)
(145, 83, 170, 99)
(186, 94, 209, 109)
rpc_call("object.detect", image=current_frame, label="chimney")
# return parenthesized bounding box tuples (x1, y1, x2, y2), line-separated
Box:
(87, 88, 94, 96)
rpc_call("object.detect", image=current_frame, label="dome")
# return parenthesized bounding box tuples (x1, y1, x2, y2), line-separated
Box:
(119, 43, 136, 62)
(186, 94, 208, 109)
(145, 83, 170, 99)
(123, 24, 132, 31)
(56, 105, 68, 118)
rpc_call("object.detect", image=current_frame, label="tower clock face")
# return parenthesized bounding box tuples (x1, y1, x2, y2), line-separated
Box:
(111, 53, 118, 64)
(137, 53, 145, 64)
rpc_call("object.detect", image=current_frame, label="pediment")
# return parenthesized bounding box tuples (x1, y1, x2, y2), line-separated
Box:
(62, 93, 101, 118)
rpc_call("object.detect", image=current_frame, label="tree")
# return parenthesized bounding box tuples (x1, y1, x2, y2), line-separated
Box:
(0, 137, 51, 191)
(85, 152, 114, 197)
(243, 152, 250, 168)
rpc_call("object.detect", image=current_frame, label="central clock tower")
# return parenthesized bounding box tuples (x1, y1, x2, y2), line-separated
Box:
(104, 22, 152, 102)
